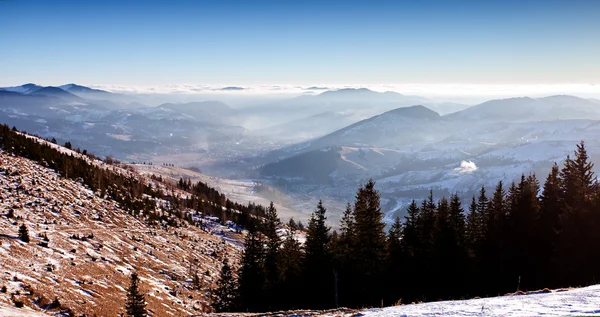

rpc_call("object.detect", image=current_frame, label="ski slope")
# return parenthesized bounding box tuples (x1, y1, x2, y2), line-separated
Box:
(362, 285, 600, 317)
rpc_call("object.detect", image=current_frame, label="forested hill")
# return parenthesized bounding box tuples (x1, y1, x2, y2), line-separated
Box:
(0, 123, 284, 316)
(0, 124, 272, 229)
(221, 141, 600, 313)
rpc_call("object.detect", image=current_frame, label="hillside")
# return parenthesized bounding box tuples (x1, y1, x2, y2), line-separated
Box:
(131, 163, 308, 223)
(447, 95, 600, 122)
(0, 133, 245, 316)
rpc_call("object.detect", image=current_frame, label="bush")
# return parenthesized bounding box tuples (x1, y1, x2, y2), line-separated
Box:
(50, 297, 61, 309)
(13, 298, 24, 308)
(18, 224, 29, 243)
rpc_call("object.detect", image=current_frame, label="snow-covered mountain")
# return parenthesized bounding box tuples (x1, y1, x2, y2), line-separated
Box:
(448, 95, 600, 122)
(0, 84, 246, 158)
(257, 98, 600, 221)
(0, 83, 44, 94)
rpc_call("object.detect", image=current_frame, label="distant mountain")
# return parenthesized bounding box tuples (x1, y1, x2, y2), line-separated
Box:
(30, 86, 84, 101)
(239, 88, 433, 130)
(60, 83, 112, 95)
(315, 88, 430, 104)
(299, 105, 444, 150)
(447, 95, 600, 121)
(218, 86, 245, 91)
(59, 83, 146, 108)
(0, 90, 26, 98)
(1, 83, 44, 94)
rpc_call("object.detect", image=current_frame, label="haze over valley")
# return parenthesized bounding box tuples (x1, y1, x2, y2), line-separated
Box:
(3, 1, 600, 315)
(3, 83, 600, 224)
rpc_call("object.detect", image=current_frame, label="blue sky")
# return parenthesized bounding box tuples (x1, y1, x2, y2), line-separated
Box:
(1, 0, 599, 86)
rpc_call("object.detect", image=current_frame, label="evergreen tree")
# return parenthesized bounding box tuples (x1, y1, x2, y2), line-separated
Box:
(278, 229, 304, 309)
(303, 200, 332, 308)
(125, 272, 147, 317)
(212, 259, 238, 312)
(537, 163, 562, 288)
(447, 194, 467, 296)
(333, 202, 355, 307)
(482, 181, 507, 293)
(558, 142, 597, 286)
(385, 216, 403, 303)
(262, 202, 281, 310)
(352, 180, 387, 306)
(400, 200, 420, 301)
(237, 230, 266, 311)
(18, 224, 29, 243)
(509, 174, 540, 290)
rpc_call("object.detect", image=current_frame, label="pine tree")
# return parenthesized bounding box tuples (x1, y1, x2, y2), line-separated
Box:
(332, 202, 355, 307)
(278, 229, 303, 308)
(482, 181, 507, 294)
(557, 142, 597, 286)
(447, 194, 467, 296)
(351, 180, 387, 306)
(18, 224, 29, 243)
(537, 163, 562, 288)
(262, 202, 281, 310)
(465, 196, 479, 253)
(385, 216, 403, 303)
(303, 200, 332, 308)
(237, 230, 266, 311)
(212, 259, 238, 312)
(125, 272, 147, 317)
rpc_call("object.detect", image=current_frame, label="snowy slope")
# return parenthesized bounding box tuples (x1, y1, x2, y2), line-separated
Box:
(362, 285, 600, 317)
(0, 304, 48, 317)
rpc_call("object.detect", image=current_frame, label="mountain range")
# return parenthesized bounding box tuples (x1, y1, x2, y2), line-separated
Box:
(3, 83, 600, 222)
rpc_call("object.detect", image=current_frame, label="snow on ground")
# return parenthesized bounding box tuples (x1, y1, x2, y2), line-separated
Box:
(0, 304, 48, 317)
(362, 285, 600, 317)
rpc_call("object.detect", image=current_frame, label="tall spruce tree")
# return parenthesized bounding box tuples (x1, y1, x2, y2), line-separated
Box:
(385, 216, 403, 304)
(278, 229, 304, 309)
(237, 230, 266, 311)
(400, 200, 421, 301)
(262, 202, 281, 310)
(333, 202, 355, 307)
(537, 163, 562, 288)
(352, 180, 387, 306)
(212, 259, 238, 312)
(303, 200, 332, 308)
(125, 272, 147, 317)
(558, 142, 597, 286)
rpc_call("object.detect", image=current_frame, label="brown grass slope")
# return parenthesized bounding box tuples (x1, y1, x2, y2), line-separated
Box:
(0, 150, 242, 316)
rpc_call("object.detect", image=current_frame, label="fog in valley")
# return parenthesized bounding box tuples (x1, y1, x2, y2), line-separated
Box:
(3, 82, 600, 225)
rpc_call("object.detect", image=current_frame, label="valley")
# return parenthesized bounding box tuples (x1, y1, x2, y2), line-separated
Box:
(4, 84, 600, 224)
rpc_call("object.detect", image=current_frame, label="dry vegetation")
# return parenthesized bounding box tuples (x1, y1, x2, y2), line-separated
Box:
(0, 150, 243, 316)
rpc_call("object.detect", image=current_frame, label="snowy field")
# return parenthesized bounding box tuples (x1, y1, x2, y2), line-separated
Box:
(362, 285, 600, 317)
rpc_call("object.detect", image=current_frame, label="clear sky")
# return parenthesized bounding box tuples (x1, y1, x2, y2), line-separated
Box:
(1, 0, 599, 86)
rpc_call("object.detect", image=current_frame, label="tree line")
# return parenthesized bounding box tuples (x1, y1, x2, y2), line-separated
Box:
(214, 141, 600, 311)
(0, 124, 269, 232)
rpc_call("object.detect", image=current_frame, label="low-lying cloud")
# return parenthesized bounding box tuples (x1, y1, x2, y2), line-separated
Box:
(88, 83, 600, 103)
(454, 160, 478, 174)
